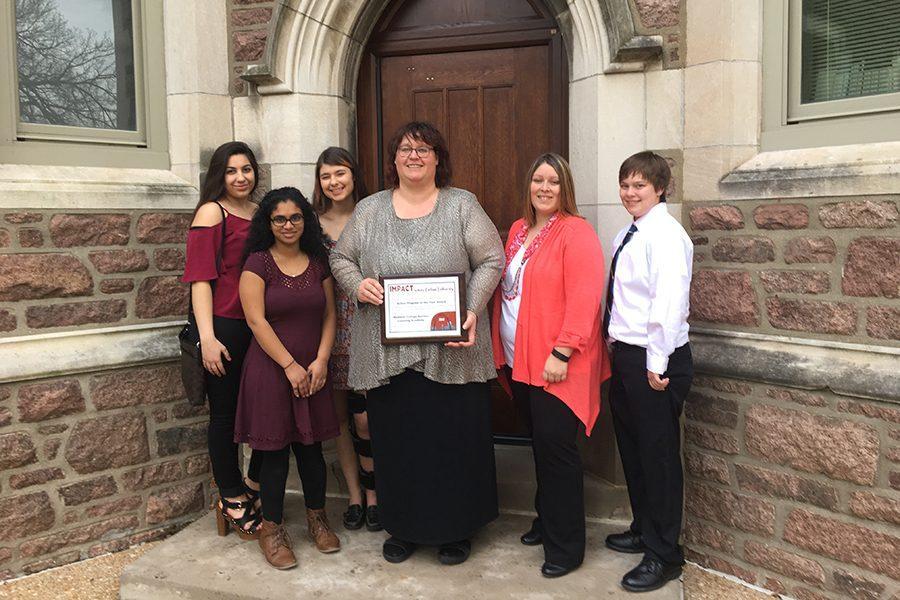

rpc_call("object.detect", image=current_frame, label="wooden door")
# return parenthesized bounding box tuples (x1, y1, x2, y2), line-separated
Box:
(356, 0, 568, 439)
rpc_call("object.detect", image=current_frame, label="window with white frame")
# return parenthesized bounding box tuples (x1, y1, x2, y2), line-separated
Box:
(762, 0, 900, 150)
(0, 0, 168, 168)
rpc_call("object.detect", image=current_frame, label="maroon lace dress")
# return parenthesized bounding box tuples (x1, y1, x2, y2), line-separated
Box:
(234, 250, 340, 450)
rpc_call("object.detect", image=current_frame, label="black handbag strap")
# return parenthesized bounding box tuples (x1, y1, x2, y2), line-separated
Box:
(186, 202, 229, 323)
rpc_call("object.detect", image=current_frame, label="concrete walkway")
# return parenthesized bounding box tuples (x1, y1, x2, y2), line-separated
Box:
(120, 496, 682, 600)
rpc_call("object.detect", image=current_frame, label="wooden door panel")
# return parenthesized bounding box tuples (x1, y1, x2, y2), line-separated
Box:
(446, 87, 482, 200)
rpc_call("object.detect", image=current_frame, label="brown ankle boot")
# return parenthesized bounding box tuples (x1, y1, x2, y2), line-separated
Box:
(258, 520, 297, 569)
(306, 508, 341, 553)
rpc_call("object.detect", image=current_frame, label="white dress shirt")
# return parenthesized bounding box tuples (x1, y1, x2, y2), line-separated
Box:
(499, 245, 526, 368)
(607, 202, 693, 374)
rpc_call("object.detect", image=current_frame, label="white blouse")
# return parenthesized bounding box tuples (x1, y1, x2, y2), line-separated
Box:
(499, 244, 526, 368)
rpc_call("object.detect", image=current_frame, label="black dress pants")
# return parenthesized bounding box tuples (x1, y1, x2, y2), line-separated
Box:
(609, 342, 693, 566)
(509, 370, 585, 569)
(205, 316, 261, 498)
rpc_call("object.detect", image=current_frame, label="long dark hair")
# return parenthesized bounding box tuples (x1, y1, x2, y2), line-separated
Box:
(196, 141, 260, 212)
(244, 187, 327, 261)
(312, 147, 368, 214)
(384, 121, 452, 188)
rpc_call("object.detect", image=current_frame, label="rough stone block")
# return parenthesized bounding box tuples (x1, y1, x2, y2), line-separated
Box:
(754, 204, 809, 229)
(43, 438, 61, 460)
(765, 297, 857, 335)
(684, 423, 739, 454)
(745, 405, 878, 485)
(842, 237, 900, 298)
(85, 495, 142, 518)
(784, 237, 836, 264)
(0, 229, 8, 247)
(26, 299, 127, 329)
(0, 431, 37, 469)
(122, 460, 184, 491)
(711, 236, 775, 263)
(90, 365, 184, 410)
(689, 205, 744, 230)
(759, 270, 830, 294)
(5, 212, 42, 224)
(832, 569, 885, 600)
(154, 248, 185, 271)
(819, 200, 898, 229)
(684, 391, 739, 428)
(766, 387, 827, 407)
(690, 551, 757, 584)
(135, 276, 189, 318)
(64, 413, 150, 474)
(744, 539, 825, 585)
(49, 214, 130, 246)
(692, 375, 751, 396)
(233, 30, 268, 62)
(22, 551, 80, 574)
(0, 253, 92, 301)
(792, 587, 835, 600)
(17, 380, 85, 422)
(683, 518, 734, 553)
(136, 213, 192, 244)
(58, 475, 118, 506)
(88, 249, 150, 274)
(9, 468, 65, 490)
(0, 309, 14, 332)
(836, 400, 900, 424)
(848, 492, 900, 526)
(690, 270, 759, 326)
(146, 482, 204, 524)
(867, 306, 900, 340)
(634, 0, 679, 28)
(18, 515, 138, 557)
(684, 449, 730, 484)
(172, 403, 208, 419)
(232, 7, 272, 26)
(685, 482, 775, 535)
(783, 509, 900, 579)
(19, 229, 44, 247)
(156, 422, 207, 456)
(735, 463, 838, 510)
(0, 492, 54, 541)
(39, 423, 68, 434)
(99, 278, 135, 294)
(184, 454, 210, 476)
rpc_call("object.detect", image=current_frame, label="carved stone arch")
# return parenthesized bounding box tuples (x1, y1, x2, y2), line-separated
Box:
(240, 0, 661, 97)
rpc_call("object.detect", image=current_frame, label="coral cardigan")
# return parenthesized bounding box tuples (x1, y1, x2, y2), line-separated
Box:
(491, 215, 611, 435)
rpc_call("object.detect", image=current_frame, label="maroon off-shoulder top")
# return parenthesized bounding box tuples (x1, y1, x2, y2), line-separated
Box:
(181, 212, 251, 320)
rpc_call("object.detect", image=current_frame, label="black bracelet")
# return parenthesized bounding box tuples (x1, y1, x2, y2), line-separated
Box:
(551, 349, 570, 363)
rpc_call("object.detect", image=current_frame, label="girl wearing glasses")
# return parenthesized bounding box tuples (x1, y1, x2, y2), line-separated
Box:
(312, 147, 381, 532)
(234, 187, 341, 569)
(330, 122, 504, 566)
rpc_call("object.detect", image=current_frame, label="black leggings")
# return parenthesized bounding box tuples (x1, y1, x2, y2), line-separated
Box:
(257, 442, 327, 524)
(205, 316, 262, 498)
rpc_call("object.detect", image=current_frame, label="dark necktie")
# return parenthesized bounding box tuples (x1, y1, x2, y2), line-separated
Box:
(602, 224, 638, 339)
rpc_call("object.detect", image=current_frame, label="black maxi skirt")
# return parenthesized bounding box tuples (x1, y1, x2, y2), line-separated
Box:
(366, 369, 499, 545)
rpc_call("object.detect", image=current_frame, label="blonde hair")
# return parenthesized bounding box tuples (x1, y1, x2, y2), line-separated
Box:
(523, 153, 580, 226)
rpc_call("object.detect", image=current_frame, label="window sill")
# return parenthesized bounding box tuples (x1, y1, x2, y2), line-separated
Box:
(718, 141, 900, 199)
(0, 164, 197, 210)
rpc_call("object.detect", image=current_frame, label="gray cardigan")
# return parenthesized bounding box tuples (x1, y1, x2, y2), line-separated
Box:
(329, 187, 504, 391)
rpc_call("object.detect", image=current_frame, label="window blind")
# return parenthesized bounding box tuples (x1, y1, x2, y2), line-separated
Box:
(801, 0, 900, 105)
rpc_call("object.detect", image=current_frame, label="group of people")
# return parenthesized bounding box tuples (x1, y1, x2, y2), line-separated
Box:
(183, 120, 693, 593)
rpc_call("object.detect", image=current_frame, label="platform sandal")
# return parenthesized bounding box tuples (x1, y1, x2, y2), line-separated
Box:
(215, 496, 261, 540)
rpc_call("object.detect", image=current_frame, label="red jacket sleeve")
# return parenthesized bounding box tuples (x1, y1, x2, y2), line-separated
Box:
(554, 221, 605, 353)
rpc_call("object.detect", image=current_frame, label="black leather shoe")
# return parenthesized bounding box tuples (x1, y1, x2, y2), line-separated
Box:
(541, 561, 579, 578)
(365, 505, 383, 532)
(342, 503, 364, 530)
(520, 526, 542, 546)
(621, 556, 682, 592)
(605, 531, 646, 554)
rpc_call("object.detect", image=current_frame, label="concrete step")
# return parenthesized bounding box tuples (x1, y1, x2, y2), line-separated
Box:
(120, 496, 681, 600)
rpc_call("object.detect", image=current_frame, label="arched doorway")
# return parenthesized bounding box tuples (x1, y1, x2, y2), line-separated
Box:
(356, 0, 568, 439)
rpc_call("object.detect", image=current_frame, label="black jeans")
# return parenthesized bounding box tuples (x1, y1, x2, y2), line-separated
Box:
(205, 316, 261, 498)
(257, 442, 327, 524)
(508, 368, 585, 569)
(609, 342, 693, 565)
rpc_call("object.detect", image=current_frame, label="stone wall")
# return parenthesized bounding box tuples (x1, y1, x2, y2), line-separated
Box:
(0, 361, 212, 579)
(682, 372, 900, 599)
(0, 210, 192, 336)
(229, 0, 276, 97)
(687, 197, 900, 344)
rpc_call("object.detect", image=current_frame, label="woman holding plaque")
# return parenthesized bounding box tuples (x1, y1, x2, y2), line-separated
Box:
(330, 121, 504, 565)
(490, 153, 610, 578)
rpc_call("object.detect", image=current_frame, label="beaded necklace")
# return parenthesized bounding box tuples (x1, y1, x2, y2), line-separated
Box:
(500, 212, 560, 300)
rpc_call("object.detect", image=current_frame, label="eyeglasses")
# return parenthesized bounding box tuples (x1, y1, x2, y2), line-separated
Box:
(271, 214, 303, 227)
(397, 146, 433, 158)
